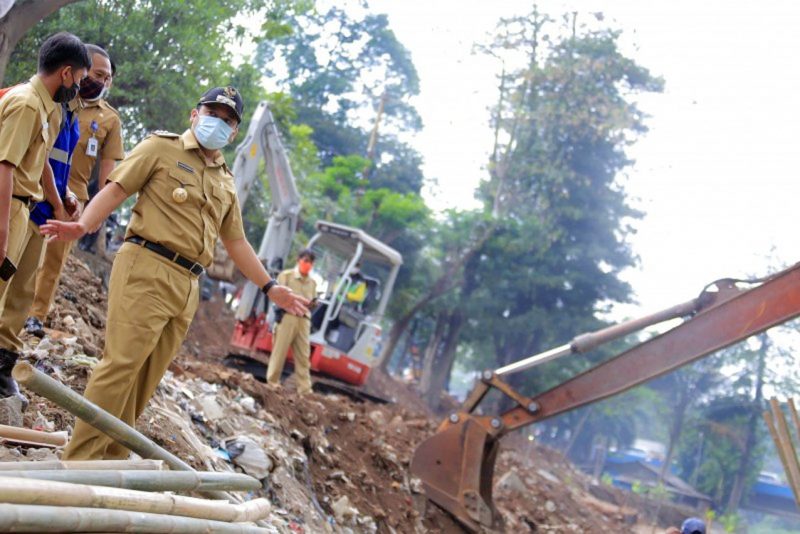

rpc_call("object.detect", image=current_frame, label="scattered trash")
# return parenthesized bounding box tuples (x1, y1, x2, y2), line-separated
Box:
(226, 436, 272, 480)
(0, 255, 673, 533)
(196, 396, 225, 422)
(496, 470, 527, 493)
(331, 495, 359, 523)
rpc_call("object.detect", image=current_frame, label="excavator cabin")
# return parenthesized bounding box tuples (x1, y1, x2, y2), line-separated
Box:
(229, 221, 402, 387)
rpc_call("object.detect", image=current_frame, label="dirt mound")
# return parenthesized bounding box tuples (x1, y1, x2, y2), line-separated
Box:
(4, 254, 664, 533)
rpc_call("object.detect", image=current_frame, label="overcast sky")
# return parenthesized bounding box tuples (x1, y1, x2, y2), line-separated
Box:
(370, 0, 800, 318)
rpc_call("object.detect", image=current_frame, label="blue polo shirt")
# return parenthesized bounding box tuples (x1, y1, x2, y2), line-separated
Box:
(30, 103, 80, 226)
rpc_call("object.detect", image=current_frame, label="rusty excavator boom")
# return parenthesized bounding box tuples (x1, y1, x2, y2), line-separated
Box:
(411, 262, 800, 531)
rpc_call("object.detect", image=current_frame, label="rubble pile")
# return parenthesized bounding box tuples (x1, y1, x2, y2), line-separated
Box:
(1, 255, 656, 532)
(41, 255, 108, 358)
(492, 441, 640, 531)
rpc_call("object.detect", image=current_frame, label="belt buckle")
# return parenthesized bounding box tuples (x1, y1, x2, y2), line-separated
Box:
(190, 263, 204, 276)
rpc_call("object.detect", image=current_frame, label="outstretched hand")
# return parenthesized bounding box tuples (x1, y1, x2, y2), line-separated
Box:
(40, 219, 87, 243)
(269, 285, 310, 316)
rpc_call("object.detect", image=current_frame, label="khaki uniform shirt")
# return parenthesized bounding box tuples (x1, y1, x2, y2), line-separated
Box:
(111, 129, 245, 267)
(277, 268, 317, 318)
(70, 99, 124, 200)
(0, 76, 61, 201)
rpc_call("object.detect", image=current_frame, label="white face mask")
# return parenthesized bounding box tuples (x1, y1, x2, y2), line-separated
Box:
(193, 115, 233, 150)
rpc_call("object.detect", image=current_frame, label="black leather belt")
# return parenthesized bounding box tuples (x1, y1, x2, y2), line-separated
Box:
(12, 195, 34, 210)
(125, 236, 205, 276)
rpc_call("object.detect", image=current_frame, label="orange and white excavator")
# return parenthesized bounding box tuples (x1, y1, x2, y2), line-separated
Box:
(410, 263, 800, 531)
(209, 102, 402, 393)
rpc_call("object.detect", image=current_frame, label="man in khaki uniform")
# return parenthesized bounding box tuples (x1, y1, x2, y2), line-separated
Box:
(26, 44, 124, 334)
(43, 86, 309, 460)
(0, 32, 91, 402)
(267, 249, 317, 394)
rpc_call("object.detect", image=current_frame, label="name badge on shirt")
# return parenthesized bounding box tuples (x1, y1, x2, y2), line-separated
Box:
(86, 137, 98, 157)
(86, 120, 99, 157)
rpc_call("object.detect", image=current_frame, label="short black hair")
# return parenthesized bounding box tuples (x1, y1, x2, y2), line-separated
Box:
(298, 249, 316, 262)
(38, 32, 91, 74)
(85, 44, 109, 62)
(86, 44, 115, 76)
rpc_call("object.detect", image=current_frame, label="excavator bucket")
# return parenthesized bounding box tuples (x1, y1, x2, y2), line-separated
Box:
(410, 414, 501, 532)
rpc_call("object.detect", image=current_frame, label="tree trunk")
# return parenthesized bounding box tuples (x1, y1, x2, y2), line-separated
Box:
(421, 311, 464, 410)
(726, 334, 768, 512)
(0, 0, 82, 85)
(659, 378, 692, 484)
(374, 225, 496, 373)
(418, 312, 447, 394)
(375, 307, 416, 373)
(563, 406, 592, 459)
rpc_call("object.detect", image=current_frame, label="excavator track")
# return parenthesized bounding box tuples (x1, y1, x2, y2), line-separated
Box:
(222, 353, 390, 404)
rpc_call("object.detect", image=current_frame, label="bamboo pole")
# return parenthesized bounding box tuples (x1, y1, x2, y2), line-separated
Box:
(0, 469, 261, 492)
(12, 362, 193, 472)
(787, 398, 800, 442)
(763, 410, 797, 505)
(0, 459, 164, 471)
(0, 424, 67, 447)
(0, 477, 271, 523)
(768, 398, 800, 507)
(11, 363, 258, 503)
(0, 503, 270, 533)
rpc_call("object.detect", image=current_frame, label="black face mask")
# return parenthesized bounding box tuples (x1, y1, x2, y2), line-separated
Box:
(53, 73, 79, 103)
(79, 76, 105, 100)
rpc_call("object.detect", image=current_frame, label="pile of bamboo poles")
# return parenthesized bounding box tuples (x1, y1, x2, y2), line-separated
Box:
(763, 397, 800, 509)
(3, 362, 274, 532)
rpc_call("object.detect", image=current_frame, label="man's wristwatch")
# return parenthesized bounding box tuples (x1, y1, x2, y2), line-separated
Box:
(261, 279, 278, 299)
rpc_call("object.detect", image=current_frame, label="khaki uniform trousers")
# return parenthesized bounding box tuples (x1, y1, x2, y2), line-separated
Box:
(267, 314, 312, 395)
(63, 243, 199, 460)
(0, 199, 46, 352)
(30, 200, 85, 320)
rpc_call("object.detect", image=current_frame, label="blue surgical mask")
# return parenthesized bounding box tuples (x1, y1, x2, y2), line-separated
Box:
(193, 115, 233, 150)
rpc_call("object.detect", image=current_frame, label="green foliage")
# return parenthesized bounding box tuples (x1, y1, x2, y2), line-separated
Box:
(458, 11, 662, 405)
(720, 513, 740, 533)
(7, 0, 305, 143)
(668, 333, 799, 514)
(299, 154, 429, 246)
(256, 1, 424, 192)
(675, 394, 762, 503)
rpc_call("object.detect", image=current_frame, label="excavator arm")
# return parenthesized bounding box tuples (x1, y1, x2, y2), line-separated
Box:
(411, 262, 800, 531)
(204, 101, 302, 318)
(207, 101, 301, 293)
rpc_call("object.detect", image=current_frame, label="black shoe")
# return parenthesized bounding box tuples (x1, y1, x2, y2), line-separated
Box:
(0, 349, 28, 411)
(24, 317, 45, 338)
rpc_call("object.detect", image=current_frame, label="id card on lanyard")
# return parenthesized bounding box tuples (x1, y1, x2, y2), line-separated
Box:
(86, 120, 99, 157)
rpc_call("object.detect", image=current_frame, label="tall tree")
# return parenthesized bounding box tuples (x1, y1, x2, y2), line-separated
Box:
(257, 3, 423, 191)
(380, 11, 663, 412)
(675, 326, 800, 510)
